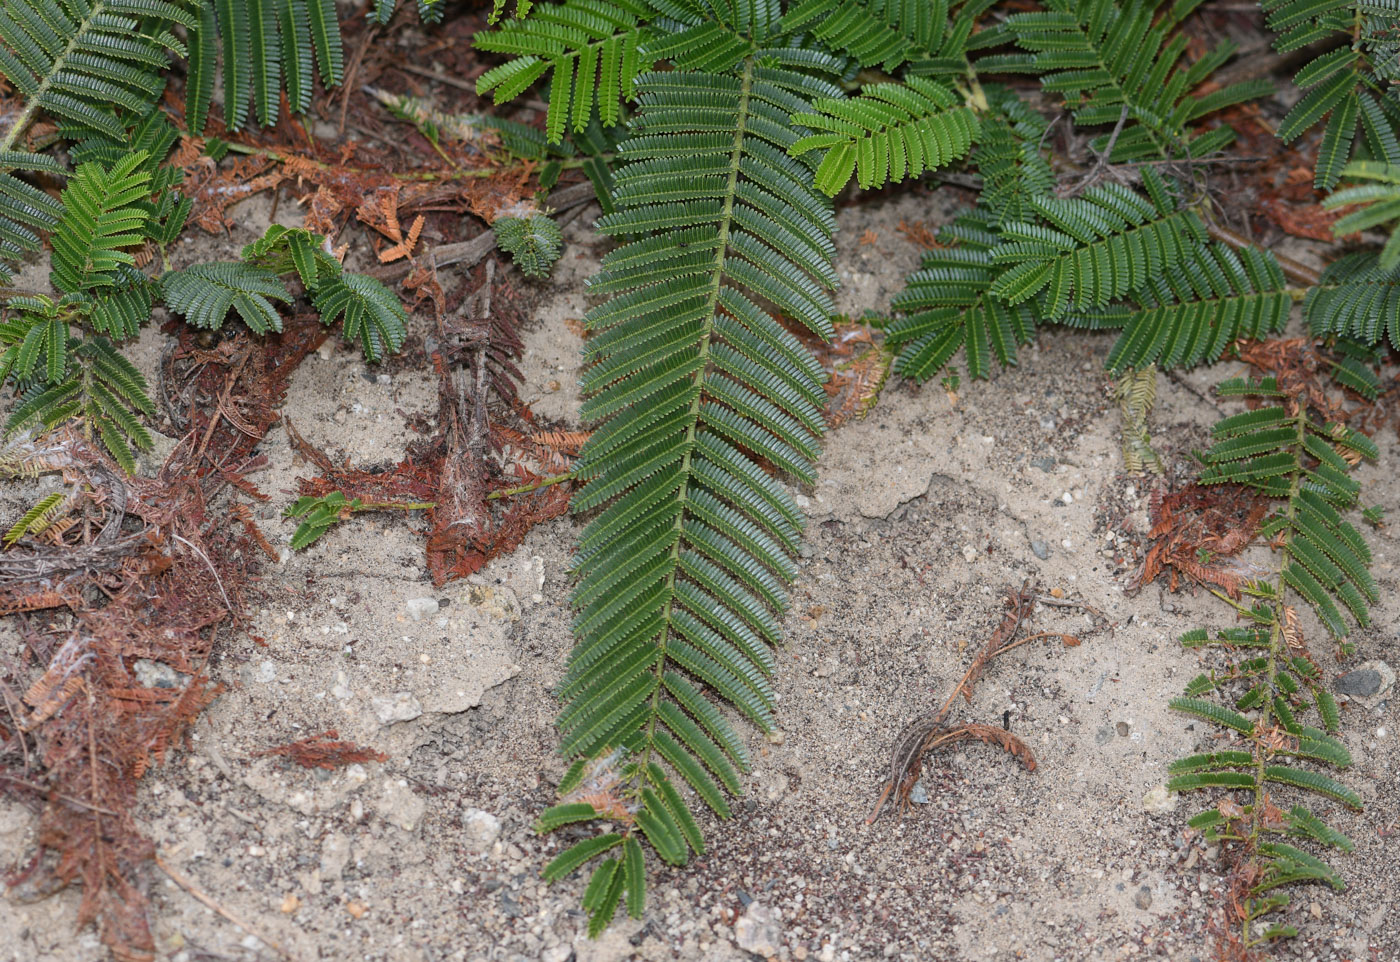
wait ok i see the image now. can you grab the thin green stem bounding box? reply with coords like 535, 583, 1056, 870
487, 472, 574, 499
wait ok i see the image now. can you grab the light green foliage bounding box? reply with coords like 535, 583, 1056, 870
1114, 365, 1162, 475
988, 0, 1269, 162
0, 0, 196, 283
791, 76, 980, 195
1265, 0, 1400, 189
1322, 161, 1400, 270
285, 492, 362, 549
495, 214, 565, 278
3, 491, 69, 545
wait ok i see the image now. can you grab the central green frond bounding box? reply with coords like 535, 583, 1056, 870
545, 50, 841, 933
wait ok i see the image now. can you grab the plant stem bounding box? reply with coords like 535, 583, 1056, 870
486, 473, 574, 500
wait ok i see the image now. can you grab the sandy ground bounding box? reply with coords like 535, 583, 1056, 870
1, 184, 1397, 962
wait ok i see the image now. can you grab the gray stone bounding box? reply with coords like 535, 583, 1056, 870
1134, 886, 1152, 910
1031, 540, 1050, 560
371, 692, 423, 726
734, 902, 782, 958
462, 808, 502, 852
1336, 669, 1382, 697
1031, 456, 1057, 472
405, 596, 440, 622
1336, 661, 1393, 703
1094, 724, 1115, 747
908, 779, 929, 805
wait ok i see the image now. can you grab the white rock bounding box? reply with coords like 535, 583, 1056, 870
735, 902, 782, 958
371, 692, 422, 725
405, 597, 440, 622
255, 660, 277, 683
319, 833, 351, 878
961, 544, 978, 563
375, 779, 426, 832
1141, 785, 1177, 814
462, 809, 502, 852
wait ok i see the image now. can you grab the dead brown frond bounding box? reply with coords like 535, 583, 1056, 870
255, 730, 388, 769
868, 582, 1080, 823
1130, 483, 1272, 597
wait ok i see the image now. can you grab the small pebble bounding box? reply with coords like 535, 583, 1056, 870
346, 902, 368, 919
1031, 540, 1050, 560
1134, 886, 1152, 910
962, 544, 978, 563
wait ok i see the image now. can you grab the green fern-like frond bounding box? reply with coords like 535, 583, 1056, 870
49, 152, 152, 293
790, 76, 979, 195
1072, 243, 1291, 372
3, 491, 70, 545
971, 89, 1054, 226
0, 152, 65, 286
988, 0, 1269, 162
161, 261, 292, 333
0, 297, 71, 385
1304, 250, 1400, 350
163, 226, 406, 362
0, 0, 195, 147
540, 49, 843, 932
1265, 0, 1400, 189
188, 0, 343, 131
312, 273, 407, 363
285, 491, 359, 549
6, 336, 154, 472
1321, 160, 1400, 270
496, 213, 565, 278
1198, 383, 1377, 637
885, 209, 1035, 381
989, 173, 1207, 318
372, 0, 447, 26
778, 0, 1002, 78
474, 0, 659, 140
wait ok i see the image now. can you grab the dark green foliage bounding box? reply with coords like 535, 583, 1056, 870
1166, 373, 1373, 948
496, 214, 565, 278
161, 225, 408, 361
189, 0, 344, 131
7, 336, 155, 472
1075, 243, 1292, 373
534, 18, 844, 925
0, 0, 196, 283
1264, 0, 1400, 189
1321, 161, 1400, 271
777, 0, 999, 79
971, 89, 1054, 226
1305, 250, 1400, 351
987, 0, 1269, 162
884, 209, 1036, 381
